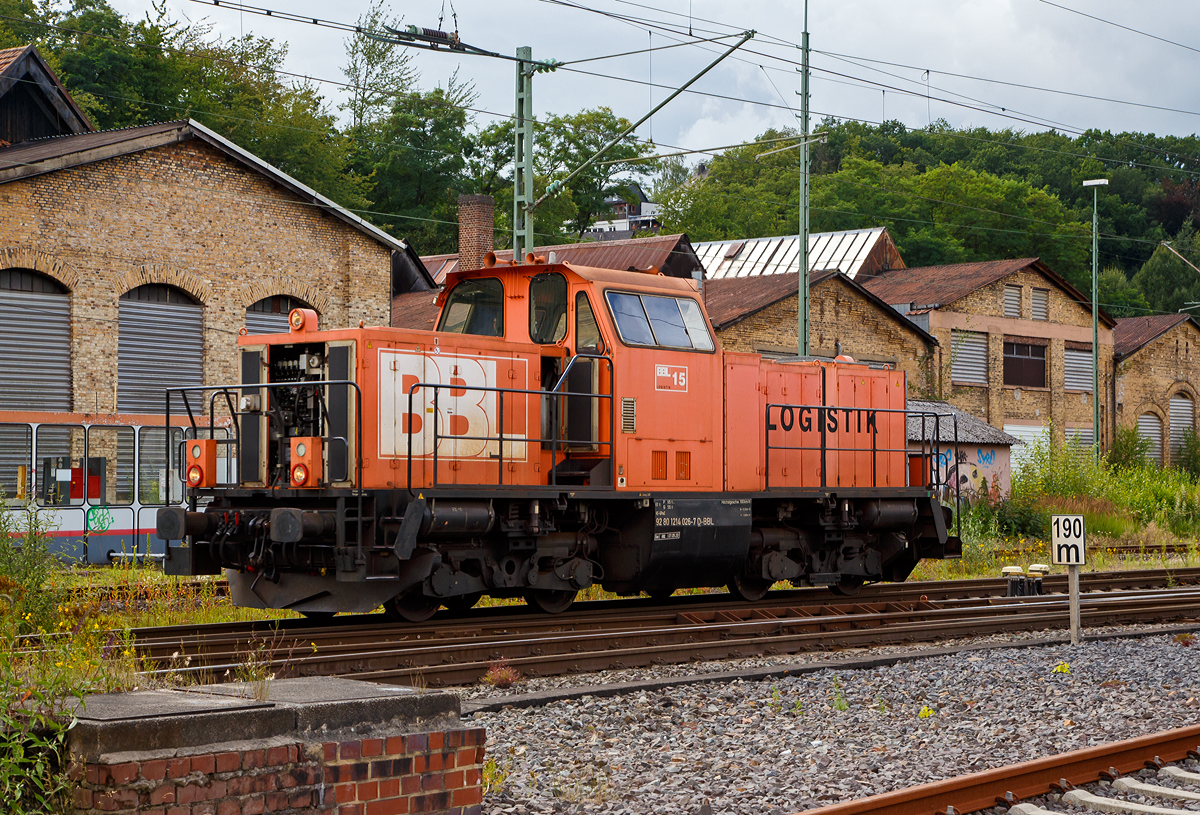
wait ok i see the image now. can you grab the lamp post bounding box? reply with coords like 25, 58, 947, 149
1083, 178, 1108, 457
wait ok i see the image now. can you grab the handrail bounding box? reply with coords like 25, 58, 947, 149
165, 379, 366, 565
406, 353, 615, 493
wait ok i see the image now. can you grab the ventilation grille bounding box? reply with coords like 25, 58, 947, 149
621, 397, 637, 433
652, 450, 667, 480
676, 451, 691, 480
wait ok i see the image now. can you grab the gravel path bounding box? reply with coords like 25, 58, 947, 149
469, 630, 1200, 815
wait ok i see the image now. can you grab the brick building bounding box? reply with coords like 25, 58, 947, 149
703, 270, 938, 396
862, 258, 1116, 451
1113, 314, 1200, 465
0, 47, 432, 549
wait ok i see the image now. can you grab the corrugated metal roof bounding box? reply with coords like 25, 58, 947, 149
1114, 313, 1197, 359
392, 289, 441, 331
906, 399, 1020, 446
422, 234, 700, 285
694, 227, 902, 280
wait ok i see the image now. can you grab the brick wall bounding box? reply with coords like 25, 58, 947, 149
71, 728, 485, 815
927, 270, 1115, 446
714, 277, 935, 396
0, 137, 393, 414
1116, 320, 1200, 465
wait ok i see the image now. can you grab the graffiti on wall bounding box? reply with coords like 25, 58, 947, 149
932, 444, 1010, 499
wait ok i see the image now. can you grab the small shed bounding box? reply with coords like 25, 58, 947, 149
908, 398, 1019, 499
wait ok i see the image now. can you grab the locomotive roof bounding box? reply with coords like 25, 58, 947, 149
446, 261, 702, 295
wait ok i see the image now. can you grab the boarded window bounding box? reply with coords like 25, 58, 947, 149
1004, 285, 1021, 318
1138, 413, 1163, 465
118, 285, 204, 414
1003, 342, 1046, 388
0, 269, 71, 411
246, 295, 313, 335
1063, 349, 1094, 392
1170, 394, 1194, 456
951, 330, 988, 385
1031, 288, 1049, 321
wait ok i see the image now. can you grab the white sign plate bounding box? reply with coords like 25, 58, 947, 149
1051, 514, 1086, 565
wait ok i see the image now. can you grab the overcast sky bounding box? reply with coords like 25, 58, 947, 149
106, 0, 1200, 160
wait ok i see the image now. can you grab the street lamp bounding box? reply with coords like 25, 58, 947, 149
1083, 178, 1108, 458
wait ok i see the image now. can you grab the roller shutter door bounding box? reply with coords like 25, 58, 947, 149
1137, 413, 1163, 464
1065, 426, 1094, 448
118, 299, 204, 413
1170, 395, 1194, 456
245, 310, 291, 335
951, 330, 988, 385
1063, 349, 1094, 392
1004, 423, 1047, 470
0, 289, 71, 410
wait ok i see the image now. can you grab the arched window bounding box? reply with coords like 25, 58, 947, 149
0, 268, 71, 410
1137, 413, 1163, 465
1170, 393, 1195, 459
246, 295, 314, 335
118, 284, 203, 413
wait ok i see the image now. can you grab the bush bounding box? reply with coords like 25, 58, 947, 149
0, 649, 78, 813
0, 505, 63, 636
1107, 425, 1152, 471
1177, 429, 1200, 478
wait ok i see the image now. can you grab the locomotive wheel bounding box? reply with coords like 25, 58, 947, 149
443, 592, 484, 613
830, 576, 866, 596
523, 589, 577, 614
384, 588, 440, 623
727, 573, 772, 602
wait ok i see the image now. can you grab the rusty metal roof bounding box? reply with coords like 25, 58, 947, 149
1114, 313, 1197, 359
704, 268, 937, 346
861, 257, 1117, 328
422, 233, 702, 284
0, 46, 26, 75
391, 289, 441, 331
694, 227, 904, 280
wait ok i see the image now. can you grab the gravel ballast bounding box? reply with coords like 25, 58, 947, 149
470, 631, 1200, 814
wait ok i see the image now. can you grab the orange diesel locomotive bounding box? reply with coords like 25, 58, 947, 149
158, 257, 962, 619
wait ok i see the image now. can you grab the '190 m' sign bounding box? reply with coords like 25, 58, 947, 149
767, 406, 879, 434
1051, 514, 1086, 565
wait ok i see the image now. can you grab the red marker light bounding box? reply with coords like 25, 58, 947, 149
291, 463, 308, 486
186, 464, 204, 487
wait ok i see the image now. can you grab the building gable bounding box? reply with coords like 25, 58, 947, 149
0, 44, 92, 144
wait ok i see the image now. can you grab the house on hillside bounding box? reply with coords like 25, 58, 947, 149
703, 270, 938, 395
1113, 313, 1200, 465
581, 181, 661, 240
694, 227, 905, 281
862, 258, 1116, 450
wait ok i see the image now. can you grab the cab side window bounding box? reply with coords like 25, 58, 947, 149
437, 278, 504, 337
604, 291, 714, 351
529, 273, 568, 344
575, 292, 604, 353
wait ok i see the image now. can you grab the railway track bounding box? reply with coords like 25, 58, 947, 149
121, 567, 1200, 688
796, 723, 1200, 815
993, 542, 1198, 560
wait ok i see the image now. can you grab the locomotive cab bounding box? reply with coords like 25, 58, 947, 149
159, 257, 962, 620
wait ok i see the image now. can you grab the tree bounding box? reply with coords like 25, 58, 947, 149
339, 0, 417, 133
536, 107, 657, 238
1097, 266, 1151, 318
1131, 224, 1200, 315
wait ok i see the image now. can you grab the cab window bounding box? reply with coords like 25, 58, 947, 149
604, 291, 714, 351
529, 273, 568, 344
576, 292, 604, 353
437, 278, 504, 336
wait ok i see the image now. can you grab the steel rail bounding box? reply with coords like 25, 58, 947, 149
792, 723, 1200, 815
132, 587, 1200, 687
115, 566, 1200, 646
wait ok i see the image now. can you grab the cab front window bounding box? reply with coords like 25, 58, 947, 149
437, 278, 504, 337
